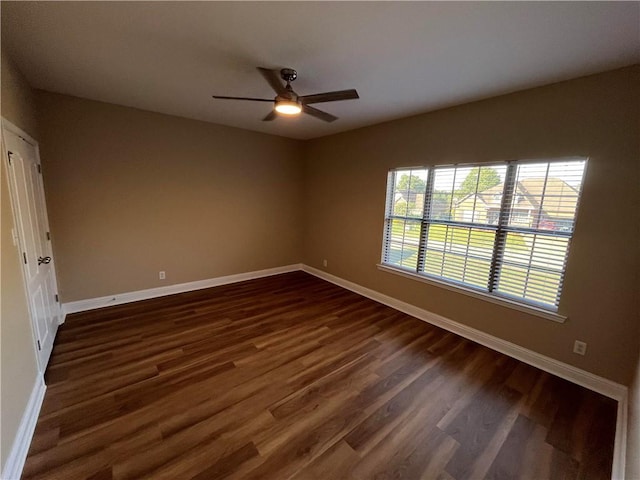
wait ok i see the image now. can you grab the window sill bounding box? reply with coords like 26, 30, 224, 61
376, 264, 567, 323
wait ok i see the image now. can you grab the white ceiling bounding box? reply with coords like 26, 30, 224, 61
2, 2, 639, 140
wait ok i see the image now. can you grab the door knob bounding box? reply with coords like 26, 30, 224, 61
38, 256, 51, 265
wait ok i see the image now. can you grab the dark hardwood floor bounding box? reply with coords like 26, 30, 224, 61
23, 271, 616, 479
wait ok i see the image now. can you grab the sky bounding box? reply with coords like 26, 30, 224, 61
396, 159, 586, 191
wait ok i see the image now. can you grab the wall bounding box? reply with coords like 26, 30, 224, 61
303, 66, 639, 385
0, 49, 40, 470
36, 92, 304, 302
4, 54, 639, 473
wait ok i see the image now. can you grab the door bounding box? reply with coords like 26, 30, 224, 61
3, 121, 60, 370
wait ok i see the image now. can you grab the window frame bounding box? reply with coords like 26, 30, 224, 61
380, 158, 587, 321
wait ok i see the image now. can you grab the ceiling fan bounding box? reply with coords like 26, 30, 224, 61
212, 67, 359, 123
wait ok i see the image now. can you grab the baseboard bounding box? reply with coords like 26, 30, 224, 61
56, 262, 628, 478
62, 264, 303, 316
1, 376, 46, 480
300, 265, 629, 479
61, 261, 627, 398
302, 265, 626, 399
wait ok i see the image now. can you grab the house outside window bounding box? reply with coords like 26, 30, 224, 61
381, 159, 587, 312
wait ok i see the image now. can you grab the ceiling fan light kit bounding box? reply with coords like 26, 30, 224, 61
212, 67, 359, 123
274, 100, 302, 115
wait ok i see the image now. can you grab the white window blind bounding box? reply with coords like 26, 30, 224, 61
382, 159, 587, 311
383, 168, 428, 271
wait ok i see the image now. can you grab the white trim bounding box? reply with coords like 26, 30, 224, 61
1, 376, 46, 480
377, 264, 567, 323
1, 118, 38, 145
62, 264, 303, 316
303, 265, 629, 477
303, 265, 625, 399
0, 117, 63, 374
56, 263, 628, 478
613, 394, 628, 480
301, 265, 628, 479
2, 117, 63, 372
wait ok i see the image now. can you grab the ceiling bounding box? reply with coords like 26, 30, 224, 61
2, 2, 639, 140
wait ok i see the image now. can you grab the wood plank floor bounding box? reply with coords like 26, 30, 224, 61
23, 271, 616, 480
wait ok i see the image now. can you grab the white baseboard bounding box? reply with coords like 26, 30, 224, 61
302, 265, 626, 399
56, 262, 628, 479
1, 376, 46, 480
62, 262, 628, 401
62, 264, 303, 316
301, 265, 628, 480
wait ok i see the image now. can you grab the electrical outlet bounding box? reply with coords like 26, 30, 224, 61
322, 259, 328, 267
159, 271, 166, 280
573, 340, 587, 356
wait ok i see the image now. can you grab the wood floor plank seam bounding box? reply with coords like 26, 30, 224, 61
23, 271, 616, 480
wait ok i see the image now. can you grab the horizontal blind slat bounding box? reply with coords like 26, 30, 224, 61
381, 160, 586, 311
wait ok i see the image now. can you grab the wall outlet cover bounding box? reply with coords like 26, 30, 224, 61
573, 340, 587, 355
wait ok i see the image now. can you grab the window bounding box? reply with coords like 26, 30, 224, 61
382, 159, 586, 311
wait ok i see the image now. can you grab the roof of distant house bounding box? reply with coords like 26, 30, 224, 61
458, 178, 579, 218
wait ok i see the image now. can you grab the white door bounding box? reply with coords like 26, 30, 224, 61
3, 122, 60, 370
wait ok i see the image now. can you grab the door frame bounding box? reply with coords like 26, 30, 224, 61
2, 117, 62, 373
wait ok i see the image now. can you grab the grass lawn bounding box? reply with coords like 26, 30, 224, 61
390, 221, 526, 248
386, 220, 564, 306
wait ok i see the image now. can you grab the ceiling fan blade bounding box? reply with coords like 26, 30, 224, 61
302, 104, 338, 123
262, 110, 277, 122
212, 95, 273, 102
300, 89, 359, 104
257, 67, 287, 95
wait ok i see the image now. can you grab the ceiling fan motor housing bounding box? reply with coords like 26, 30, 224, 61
276, 91, 298, 103
280, 68, 297, 83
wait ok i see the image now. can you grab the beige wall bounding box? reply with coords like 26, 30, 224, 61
0, 49, 40, 469
303, 66, 639, 385
4, 52, 639, 473
36, 92, 303, 302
